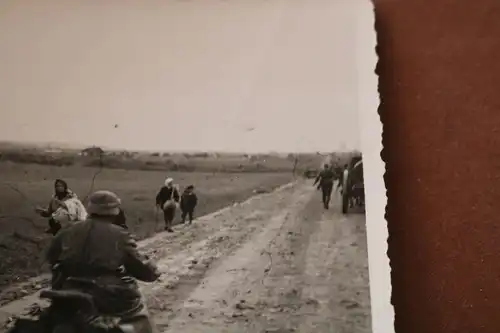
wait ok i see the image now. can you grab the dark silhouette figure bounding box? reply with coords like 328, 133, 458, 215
180, 185, 198, 224
313, 164, 336, 209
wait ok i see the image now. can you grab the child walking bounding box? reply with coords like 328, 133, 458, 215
180, 185, 198, 224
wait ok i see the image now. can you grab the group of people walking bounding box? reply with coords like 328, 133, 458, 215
35, 177, 198, 235
25, 164, 357, 333
155, 177, 198, 232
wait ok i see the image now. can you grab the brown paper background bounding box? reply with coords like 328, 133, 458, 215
375, 1, 500, 332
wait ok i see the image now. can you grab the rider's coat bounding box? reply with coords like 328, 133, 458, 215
46, 215, 159, 316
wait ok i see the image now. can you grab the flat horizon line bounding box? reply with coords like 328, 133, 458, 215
0, 140, 360, 156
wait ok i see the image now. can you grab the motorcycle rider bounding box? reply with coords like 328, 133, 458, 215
45, 190, 160, 331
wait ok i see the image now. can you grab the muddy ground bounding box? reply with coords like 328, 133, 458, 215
0, 180, 371, 332
0, 162, 293, 289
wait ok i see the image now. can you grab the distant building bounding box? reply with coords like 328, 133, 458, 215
80, 146, 104, 157
44, 148, 63, 154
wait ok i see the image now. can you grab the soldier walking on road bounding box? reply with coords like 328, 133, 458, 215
314, 163, 336, 210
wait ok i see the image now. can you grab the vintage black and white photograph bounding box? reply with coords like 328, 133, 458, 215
0, 1, 388, 332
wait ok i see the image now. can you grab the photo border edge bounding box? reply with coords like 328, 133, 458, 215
357, 1, 394, 333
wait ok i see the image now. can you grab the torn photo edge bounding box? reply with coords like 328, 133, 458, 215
357, 1, 394, 333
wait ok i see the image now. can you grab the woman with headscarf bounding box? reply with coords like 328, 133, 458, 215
35, 179, 87, 235
155, 177, 180, 232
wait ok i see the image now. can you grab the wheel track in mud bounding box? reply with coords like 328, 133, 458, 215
160, 187, 320, 332
140, 184, 310, 318
0, 181, 301, 327
158, 187, 371, 333
0, 181, 372, 333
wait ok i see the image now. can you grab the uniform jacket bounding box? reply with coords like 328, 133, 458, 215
46, 216, 159, 316
314, 169, 336, 187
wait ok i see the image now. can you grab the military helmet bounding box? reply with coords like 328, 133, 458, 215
87, 190, 121, 216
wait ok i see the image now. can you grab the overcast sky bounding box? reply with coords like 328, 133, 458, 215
0, 0, 364, 153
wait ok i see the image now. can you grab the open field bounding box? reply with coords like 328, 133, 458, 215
0, 162, 294, 290
0, 141, 359, 174
0, 143, 329, 174
0, 181, 371, 333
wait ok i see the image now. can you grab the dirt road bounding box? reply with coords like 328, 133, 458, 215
0, 180, 371, 333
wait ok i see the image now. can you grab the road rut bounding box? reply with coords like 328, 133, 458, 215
1, 180, 372, 333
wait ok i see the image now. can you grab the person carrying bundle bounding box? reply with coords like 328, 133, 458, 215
155, 177, 180, 232
35, 179, 87, 235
